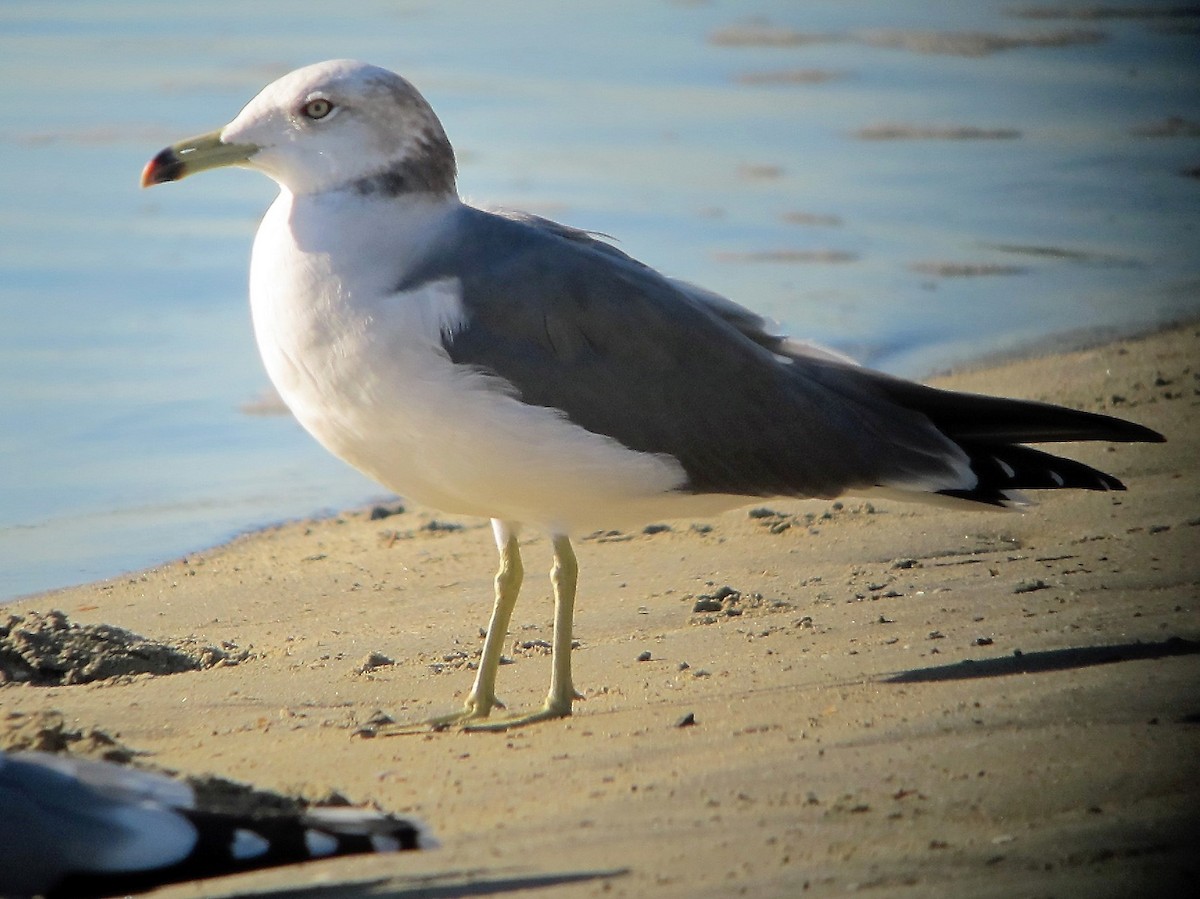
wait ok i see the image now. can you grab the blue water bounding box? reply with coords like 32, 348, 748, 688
3, 1, 1199, 601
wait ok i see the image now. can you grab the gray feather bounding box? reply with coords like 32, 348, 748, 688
409, 207, 969, 498
395, 206, 1161, 505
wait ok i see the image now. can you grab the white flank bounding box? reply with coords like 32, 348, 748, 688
250, 190, 716, 534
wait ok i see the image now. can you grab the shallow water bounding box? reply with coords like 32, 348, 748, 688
2, 1, 1198, 601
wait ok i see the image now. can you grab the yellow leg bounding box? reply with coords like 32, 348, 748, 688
466, 534, 581, 731
428, 524, 522, 728
545, 534, 580, 713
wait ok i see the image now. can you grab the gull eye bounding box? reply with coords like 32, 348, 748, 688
301, 98, 333, 120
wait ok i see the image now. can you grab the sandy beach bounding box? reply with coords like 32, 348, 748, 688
3, 322, 1198, 898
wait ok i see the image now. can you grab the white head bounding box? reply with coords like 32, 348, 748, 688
142, 60, 457, 197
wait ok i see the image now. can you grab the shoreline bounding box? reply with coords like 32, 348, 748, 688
3, 321, 1198, 897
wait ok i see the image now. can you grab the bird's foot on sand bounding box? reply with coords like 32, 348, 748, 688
461, 697, 574, 732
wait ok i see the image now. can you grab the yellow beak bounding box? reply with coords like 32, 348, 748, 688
140, 129, 258, 187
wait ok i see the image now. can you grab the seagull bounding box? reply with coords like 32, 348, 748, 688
0, 749, 435, 898
141, 60, 1163, 730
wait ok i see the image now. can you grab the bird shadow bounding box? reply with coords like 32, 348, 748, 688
884, 636, 1199, 683
221, 867, 628, 899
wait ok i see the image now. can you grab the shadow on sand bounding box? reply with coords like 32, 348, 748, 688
885, 636, 1199, 684
225, 868, 629, 899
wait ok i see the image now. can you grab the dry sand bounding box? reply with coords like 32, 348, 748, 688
3, 323, 1198, 898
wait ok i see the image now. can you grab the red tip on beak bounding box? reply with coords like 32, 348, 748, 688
140, 147, 185, 188
139, 158, 158, 188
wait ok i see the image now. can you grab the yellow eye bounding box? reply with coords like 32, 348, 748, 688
301, 98, 333, 120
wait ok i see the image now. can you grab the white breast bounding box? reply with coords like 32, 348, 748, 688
247, 191, 720, 534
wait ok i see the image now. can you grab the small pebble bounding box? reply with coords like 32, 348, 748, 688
368, 504, 405, 520
1013, 579, 1049, 594
355, 652, 394, 674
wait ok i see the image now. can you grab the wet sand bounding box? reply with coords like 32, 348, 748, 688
3, 323, 1198, 898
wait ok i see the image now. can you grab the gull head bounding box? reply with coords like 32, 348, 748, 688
141, 60, 456, 197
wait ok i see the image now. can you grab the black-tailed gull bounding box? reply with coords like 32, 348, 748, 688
141, 59, 1163, 730
0, 749, 434, 897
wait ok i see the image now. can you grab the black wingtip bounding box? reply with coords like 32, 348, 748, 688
1097, 415, 1165, 444
941, 442, 1141, 506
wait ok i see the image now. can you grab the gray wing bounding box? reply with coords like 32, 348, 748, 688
36, 750, 195, 808
0, 752, 437, 898
408, 207, 969, 499
492, 210, 855, 364
0, 752, 197, 897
